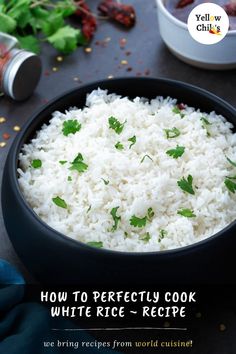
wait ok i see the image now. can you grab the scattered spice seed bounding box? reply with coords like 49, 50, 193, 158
121, 59, 128, 65
84, 47, 92, 53
145, 69, 150, 76
3, 133, 10, 140
0, 142, 6, 147
126, 67, 133, 72
52, 67, 58, 72
44, 70, 50, 77
119, 38, 127, 48
73, 77, 80, 81
219, 324, 226, 332
107, 75, 114, 79
13, 125, 21, 132
125, 51, 131, 56
0, 117, 6, 123
56, 56, 63, 62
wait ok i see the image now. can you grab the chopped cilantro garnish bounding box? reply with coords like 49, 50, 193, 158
201, 117, 211, 125
166, 145, 185, 159
158, 229, 167, 242
139, 232, 151, 243
226, 156, 236, 168
177, 208, 196, 218
62, 119, 81, 136
140, 155, 153, 163
130, 215, 147, 228
200, 117, 211, 137
172, 106, 185, 118
31, 159, 42, 169
108, 116, 126, 134
115, 142, 124, 150
101, 178, 109, 185
225, 178, 236, 193
52, 196, 67, 209
147, 207, 155, 221
164, 127, 181, 139
67, 176, 72, 182
124, 231, 130, 239
130, 207, 155, 228
128, 135, 136, 149
177, 175, 195, 195
226, 175, 236, 180
59, 160, 67, 165
69, 153, 88, 173
87, 205, 92, 213
110, 207, 121, 232
87, 241, 103, 248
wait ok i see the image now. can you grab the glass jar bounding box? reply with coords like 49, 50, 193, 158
0, 32, 42, 101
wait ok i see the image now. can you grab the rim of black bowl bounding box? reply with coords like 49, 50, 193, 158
9, 77, 236, 258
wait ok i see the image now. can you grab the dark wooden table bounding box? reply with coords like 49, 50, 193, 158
0, 0, 235, 282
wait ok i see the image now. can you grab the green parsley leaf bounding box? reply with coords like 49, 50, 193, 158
41, 12, 64, 37
69, 153, 88, 173
130, 215, 147, 228
59, 160, 67, 165
52, 196, 67, 209
101, 178, 109, 185
110, 207, 121, 232
128, 135, 136, 149
166, 145, 185, 159
224, 178, 236, 193
115, 142, 124, 150
67, 176, 72, 182
47, 26, 81, 54
87, 241, 103, 248
226, 156, 236, 168
140, 155, 153, 163
139, 232, 151, 243
172, 106, 185, 118
158, 229, 167, 242
164, 127, 181, 139
62, 119, 81, 136
177, 175, 195, 195
147, 207, 155, 221
108, 116, 126, 134
16, 35, 40, 54
177, 208, 196, 218
0, 13, 16, 33
31, 159, 42, 168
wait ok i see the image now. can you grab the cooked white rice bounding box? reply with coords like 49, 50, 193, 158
18, 89, 236, 252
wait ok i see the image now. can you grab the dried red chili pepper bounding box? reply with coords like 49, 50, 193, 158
176, 0, 194, 9
224, 3, 236, 16
75, 0, 97, 41
98, 0, 136, 28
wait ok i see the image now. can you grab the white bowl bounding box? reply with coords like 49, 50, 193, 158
157, 0, 236, 70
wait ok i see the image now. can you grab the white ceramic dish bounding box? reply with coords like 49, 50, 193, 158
157, 0, 236, 70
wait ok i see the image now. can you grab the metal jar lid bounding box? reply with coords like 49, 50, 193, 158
2, 49, 42, 101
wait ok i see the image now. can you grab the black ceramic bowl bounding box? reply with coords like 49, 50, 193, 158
2, 77, 236, 284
